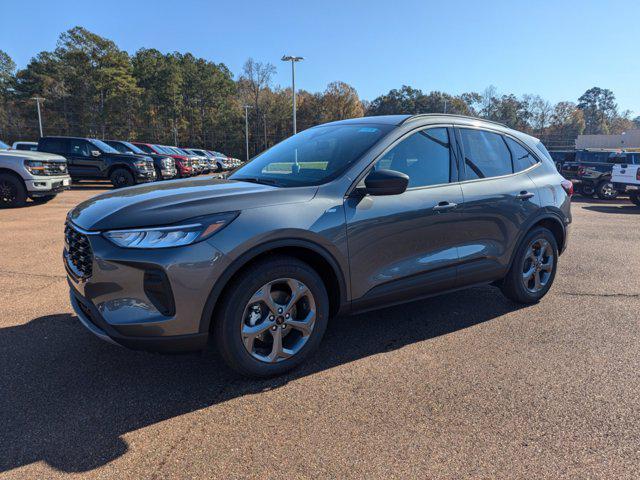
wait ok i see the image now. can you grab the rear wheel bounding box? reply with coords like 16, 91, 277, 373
596, 180, 618, 200
109, 168, 135, 188
0, 173, 27, 208
629, 191, 640, 206
500, 227, 558, 304
213, 256, 329, 377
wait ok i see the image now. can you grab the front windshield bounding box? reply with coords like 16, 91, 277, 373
121, 141, 145, 154
153, 145, 173, 155
230, 124, 392, 187
89, 138, 120, 154
0, 140, 9, 149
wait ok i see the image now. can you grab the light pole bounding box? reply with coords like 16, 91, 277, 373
263, 113, 267, 150
243, 105, 252, 162
31, 97, 45, 137
281, 55, 303, 135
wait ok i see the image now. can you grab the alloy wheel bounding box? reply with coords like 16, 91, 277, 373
521, 238, 554, 293
0, 180, 17, 205
241, 278, 316, 363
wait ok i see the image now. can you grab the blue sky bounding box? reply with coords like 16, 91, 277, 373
2, 0, 639, 114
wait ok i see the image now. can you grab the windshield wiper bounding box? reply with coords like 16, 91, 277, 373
233, 177, 283, 187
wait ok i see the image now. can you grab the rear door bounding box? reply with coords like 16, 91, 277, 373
454, 127, 541, 286
345, 126, 464, 309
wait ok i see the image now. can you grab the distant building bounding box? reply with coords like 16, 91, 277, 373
576, 130, 640, 151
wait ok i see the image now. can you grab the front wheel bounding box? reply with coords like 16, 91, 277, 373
213, 256, 329, 377
109, 168, 135, 188
596, 180, 618, 200
500, 228, 558, 304
0, 173, 27, 208
629, 191, 640, 206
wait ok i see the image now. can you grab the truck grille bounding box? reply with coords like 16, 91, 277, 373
64, 222, 94, 279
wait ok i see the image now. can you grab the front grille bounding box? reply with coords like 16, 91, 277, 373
65, 222, 94, 279
35, 162, 68, 176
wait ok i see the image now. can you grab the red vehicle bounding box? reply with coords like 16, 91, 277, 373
132, 143, 193, 178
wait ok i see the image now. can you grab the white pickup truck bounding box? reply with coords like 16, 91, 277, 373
611, 153, 640, 206
0, 140, 71, 208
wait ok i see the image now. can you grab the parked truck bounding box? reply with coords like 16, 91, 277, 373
0, 140, 70, 208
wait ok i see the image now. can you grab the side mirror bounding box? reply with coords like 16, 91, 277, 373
91, 150, 101, 157
364, 169, 409, 196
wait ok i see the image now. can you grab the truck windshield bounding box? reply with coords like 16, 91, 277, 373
89, 139, 120, 154
230, 124, 392, 187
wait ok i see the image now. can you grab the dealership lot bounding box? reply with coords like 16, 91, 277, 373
1, 186, 639, 479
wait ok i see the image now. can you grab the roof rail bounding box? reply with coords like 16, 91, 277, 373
401, 113, 507, 128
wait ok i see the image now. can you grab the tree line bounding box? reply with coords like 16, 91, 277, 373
0, 26, 638, 157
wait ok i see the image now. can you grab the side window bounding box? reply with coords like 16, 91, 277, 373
505, 137, 539, 172
460, 129, 513, 179
376, 127, 451, 188
40, 138, 66, 154
69, 139, 90, 156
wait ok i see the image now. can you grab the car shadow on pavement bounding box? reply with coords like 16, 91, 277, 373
583, 204, 640, 214
0, 285, 523, 474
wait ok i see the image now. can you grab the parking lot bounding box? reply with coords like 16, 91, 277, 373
1, 186, 639, 479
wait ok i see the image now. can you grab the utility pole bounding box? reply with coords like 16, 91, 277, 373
281, 55, 304, 135
443, 98, 448, 114
263, 114, 267, 150
243, 105, 252, 162
31, 97, 45, 137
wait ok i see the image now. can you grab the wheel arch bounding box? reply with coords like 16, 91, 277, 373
507, 212, 567, 273
199, 239, 348, 334
0, 168, 27, 184
107, 163, 134, 178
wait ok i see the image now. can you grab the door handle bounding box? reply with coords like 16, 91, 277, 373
515, 191, 535, 200
433, 201, 458, 212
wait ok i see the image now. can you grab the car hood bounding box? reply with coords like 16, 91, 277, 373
69, 177, 318, 231
0, 150, 66, 162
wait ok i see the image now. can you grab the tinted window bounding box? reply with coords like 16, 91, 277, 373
460, 129, 512, 179
40, 138, 67, 154
136, 144, 155, 154
575, 151, 612, 163
106, 141, 130, 154
231, 124, 393, 187
69, 139, 91, 156
376, 128, 451, 188
16, 143, 38, 151
505, 137, 538, 172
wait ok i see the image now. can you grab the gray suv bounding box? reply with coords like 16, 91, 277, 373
65, 114, 572, 377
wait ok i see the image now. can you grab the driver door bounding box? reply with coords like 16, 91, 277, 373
345, 127, 464, 311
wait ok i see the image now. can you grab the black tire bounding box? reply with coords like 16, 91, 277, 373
629, 191, 640, 206
31, 194, 57, 204
0, 173, 27, 208
500, 227, 558, 304
213, 255, 329, 377
109, 168, 135, 188
596, 180, 618, 200
580, 184, 595, 197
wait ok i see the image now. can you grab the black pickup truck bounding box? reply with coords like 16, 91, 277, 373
38, 136, 156, 187
560, 150, 632, 199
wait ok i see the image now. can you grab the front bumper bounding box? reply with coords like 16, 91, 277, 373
134, 169, 156, 182
25, 176, 71, 196
65, 224, 230, 352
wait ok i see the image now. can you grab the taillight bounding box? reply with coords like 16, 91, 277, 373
577, 166, 586, 176
561, 179, 574, 197
636, 169, 640, 181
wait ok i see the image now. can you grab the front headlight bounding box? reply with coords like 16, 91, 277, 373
103, 212, 239, 249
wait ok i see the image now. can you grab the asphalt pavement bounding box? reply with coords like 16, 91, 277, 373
1, 185, 639, 479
